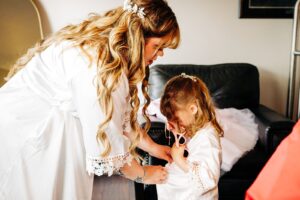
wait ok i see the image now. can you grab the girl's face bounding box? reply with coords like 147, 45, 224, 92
166, 103, 198, 134
144, 35, 171, 66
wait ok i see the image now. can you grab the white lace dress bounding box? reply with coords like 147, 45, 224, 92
0, 41, 133, 200
156, 123, 222, 200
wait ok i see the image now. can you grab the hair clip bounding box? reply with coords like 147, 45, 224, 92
180, 73, 197, 82
123, 0, 146, 19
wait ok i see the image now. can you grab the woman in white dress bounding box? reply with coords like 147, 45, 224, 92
157, 73, 223, 200
0, 0, 180, 199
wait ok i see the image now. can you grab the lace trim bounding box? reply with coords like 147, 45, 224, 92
86, 152, 133, 176
188, 161, 218, 194
188, 161, 205, 191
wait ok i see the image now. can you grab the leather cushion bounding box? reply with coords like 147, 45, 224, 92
148, 63, 259, 109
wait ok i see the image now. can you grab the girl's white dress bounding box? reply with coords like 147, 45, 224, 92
0, 41, 133, 200
145, 98, 259, 172
157, 123, 222, 200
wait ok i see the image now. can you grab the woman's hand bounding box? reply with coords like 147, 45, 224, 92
148, 143, 173, 163
142, 165, 168, 184
119, 158, 168, 184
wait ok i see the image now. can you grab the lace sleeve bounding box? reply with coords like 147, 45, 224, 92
187, 161, 219, 194
86, 152, 133, 176
71, 67, 133, 177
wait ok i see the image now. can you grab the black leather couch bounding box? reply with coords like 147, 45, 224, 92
135, 63, 295, 200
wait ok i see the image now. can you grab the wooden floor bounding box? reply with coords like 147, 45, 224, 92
92, 175, 136, 200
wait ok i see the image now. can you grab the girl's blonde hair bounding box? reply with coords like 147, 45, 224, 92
6, 0, 180, 157
160, 75, 223, 138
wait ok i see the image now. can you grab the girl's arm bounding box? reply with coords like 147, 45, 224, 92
171, 135, 221, 194
171, 143, 189, 172
184, 131, 221, 194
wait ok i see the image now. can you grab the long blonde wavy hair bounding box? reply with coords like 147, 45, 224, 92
160, 75, 223, 138
6, 0, 180, 157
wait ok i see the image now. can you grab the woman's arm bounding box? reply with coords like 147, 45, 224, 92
118, 158, 168, 184
124, 128, 172, 163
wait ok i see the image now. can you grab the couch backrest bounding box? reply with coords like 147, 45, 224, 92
148, 63, 260, 109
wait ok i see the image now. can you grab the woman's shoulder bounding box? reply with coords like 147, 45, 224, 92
55, 41, 85, 61
50, 41, 97, 80
39, 40, 84, 65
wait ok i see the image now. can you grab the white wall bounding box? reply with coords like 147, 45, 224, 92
37, 0, 294, 115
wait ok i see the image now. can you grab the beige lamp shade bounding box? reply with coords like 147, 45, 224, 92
0, 0, 43, 86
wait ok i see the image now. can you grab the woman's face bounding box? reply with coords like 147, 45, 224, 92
144, 35, 171, 66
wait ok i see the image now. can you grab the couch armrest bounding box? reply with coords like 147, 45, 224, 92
251, 105, 295, 155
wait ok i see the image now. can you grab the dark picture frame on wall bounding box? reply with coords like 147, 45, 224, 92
239, 0, 297, 18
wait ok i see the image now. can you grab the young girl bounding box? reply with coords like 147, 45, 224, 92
157, 73, 223, 200
0, 0, 180, 199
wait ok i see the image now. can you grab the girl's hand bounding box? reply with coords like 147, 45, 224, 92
142, 165, 168, 184
149, 143, 173, 163
171, 143, 189, 172
171, 143, 185, 163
